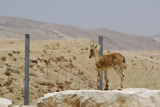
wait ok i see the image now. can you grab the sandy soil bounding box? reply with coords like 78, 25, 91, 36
0, 38, 160, 105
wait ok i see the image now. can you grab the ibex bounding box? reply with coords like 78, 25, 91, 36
89, 43, 126, 90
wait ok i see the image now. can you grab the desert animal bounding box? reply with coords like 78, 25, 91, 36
89, 43, 126, 90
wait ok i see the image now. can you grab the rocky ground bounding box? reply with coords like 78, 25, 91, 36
0, 38, 160, 106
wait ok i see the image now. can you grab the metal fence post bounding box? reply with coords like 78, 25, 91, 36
98, 36, 103, 90
24, 34, 30, 105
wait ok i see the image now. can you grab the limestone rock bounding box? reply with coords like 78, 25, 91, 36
22, 105, 36, 107
0, 98, 12, 107
11, 105, 21, 107
37, 88, 160, 107
12, 105, 36, 107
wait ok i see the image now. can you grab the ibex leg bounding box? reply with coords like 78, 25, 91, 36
104, 70, 109, 90
114, 66, 124, 90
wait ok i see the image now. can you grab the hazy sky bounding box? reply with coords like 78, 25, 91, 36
0, 0, 160, 36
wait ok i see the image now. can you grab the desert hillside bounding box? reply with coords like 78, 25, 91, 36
152, 34, 160, 42
1, 16, 160, 50
0, 38, 160, 105
0, 16, 71, 40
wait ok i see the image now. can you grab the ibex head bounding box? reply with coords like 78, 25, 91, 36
89, 42, 98, 58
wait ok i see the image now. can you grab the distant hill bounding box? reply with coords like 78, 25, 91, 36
93, 28, 160, 50
152, 34, 160, 42
0, 16, 160, 50
0, 16, 71, 40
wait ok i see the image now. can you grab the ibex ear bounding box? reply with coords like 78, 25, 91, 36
90, 43, 94, 49
94, 44, 98, 48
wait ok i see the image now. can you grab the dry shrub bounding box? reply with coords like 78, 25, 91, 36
13, 57, 17, 61
70, 62, 74, 68
41, 54, 44, 57
37, 81, 54, 87
44, 45, 49, 49
65, 80, 71, 84
56, 42, 60, 47
9, 41, 14, 44
7, 67, 20, 74
85, 47, 89, 50
54, 70, 58, 72
133, 63, 136, 66
30, 63, 34, 68
8, 87, 14, 93
60, 56, 64, 59
78, 70, 84, 75
3, 80, 12, 87
151, 65, 154, 69
56, 57, 62, 62
150, 56, 154, 59
8, 53, 13, 56
5, 71, 12, 76
43, 50, 47, 54
68, 49, 71, 53
14, 70, 20, 74
69, 59, 72, 62
29, 72, 37, 77
30, 59, 38, 64
73, 56, 77, 60
7, 68, 15, 72
1, 56, 6, 61
55, 56, 67, 62
12, 51, 20, 54
107, 50, 111, 53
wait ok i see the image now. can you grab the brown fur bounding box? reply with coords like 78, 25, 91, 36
89, 44, 126, 90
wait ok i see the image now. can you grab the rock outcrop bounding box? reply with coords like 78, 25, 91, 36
37, 88, 160, 107
0, 98, 12, 107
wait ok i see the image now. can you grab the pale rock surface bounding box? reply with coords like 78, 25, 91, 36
0, 98, 12, 107
12, 105, 36, 107
11, 105, 21, 107
37, 88, 160, 107
22, 105, 36, 107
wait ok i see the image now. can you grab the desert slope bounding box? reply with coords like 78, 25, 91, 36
94, 28, 160, 50
152, 34, 160, 42
0, 16, 71, 40
0, 16, 160, 50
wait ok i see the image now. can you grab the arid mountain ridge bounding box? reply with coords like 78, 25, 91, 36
0, 16, 160, 50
